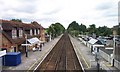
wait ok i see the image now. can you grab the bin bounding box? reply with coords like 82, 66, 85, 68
3, 52, 21, 66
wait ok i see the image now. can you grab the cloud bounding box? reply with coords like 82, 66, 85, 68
104, 12, 117, 17
96, 2, 113, 10
1, 0, 119, 29
13, 4, 37, 14
1, 0, 37, 14
38, 17, 58, 22
43, 8, 62, 15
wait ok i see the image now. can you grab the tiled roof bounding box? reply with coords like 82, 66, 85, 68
1, 20, 43, 30
1, 20, 24, 30
1, 30, 15, 44
13, 38, 26, 45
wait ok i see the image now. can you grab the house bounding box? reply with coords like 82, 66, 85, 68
0, 20, 45, 53
87, 38, 104, 53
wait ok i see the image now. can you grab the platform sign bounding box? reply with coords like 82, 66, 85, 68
0, 50, 6, 57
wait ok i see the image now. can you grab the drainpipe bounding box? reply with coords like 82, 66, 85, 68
25, 34, 28, 57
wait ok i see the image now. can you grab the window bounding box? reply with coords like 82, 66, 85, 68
19, 28, 23, 38
30, 29, 32, 36
38, 29, 40, 34
12, 28, 17, 39
0, 24, 3, 30
34, 29, 36, 35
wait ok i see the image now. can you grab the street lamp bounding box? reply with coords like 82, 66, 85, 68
25, 34, 28, 57
112, 30, 117, 66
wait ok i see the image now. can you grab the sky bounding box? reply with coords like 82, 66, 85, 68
0, 0, 119, 29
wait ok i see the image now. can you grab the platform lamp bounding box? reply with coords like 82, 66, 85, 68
112, 30, 117, 66
95, 49, 100, 72
25, 34, 28, 57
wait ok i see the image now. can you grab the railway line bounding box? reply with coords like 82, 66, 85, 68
35, 33, 84, 72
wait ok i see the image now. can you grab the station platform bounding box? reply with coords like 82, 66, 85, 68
2, 35, 62, 71
70, 36, 119, 72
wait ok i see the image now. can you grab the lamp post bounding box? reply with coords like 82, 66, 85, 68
25, 34, 28, 57
112, 30, 117, 66
95, 49, 100, 72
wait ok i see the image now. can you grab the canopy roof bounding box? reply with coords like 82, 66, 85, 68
27, 37, 41, 45
88, 38, 98, 45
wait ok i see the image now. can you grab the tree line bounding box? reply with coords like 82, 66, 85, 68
67, 21, 113, 37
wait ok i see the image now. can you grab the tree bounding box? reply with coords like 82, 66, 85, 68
117, 28, 120, 35
96, 26, 112, 36
67, 21, 80, 31
11, 19, 22, 22
48, 24, 55, 38
79, 23, 87, 34
48, 23, 65, 38
88, 24, 96, 34
67, 21, 80, 36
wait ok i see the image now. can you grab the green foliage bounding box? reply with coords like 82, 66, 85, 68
47, 22, 65, 38
67, 21, 113, 37
117, 27, 120, 35
45, 28, 49, 33
96, 26, 112, 36
67, 21, 80, 31
67, 21, 80, 36
11, 19, 22, 22
79, 23, 87, 34
88, 24, 96, 34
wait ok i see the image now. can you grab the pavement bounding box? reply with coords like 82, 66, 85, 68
70, 36, 120, 72
2, 35, 62, 71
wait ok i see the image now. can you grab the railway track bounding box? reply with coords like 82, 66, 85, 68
35, 33, 83, 72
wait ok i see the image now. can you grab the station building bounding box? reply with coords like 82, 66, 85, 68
0, 20, 45, 53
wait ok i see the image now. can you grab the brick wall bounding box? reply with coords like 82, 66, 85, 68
40, 29, 45, 41
1, 34, 14, 52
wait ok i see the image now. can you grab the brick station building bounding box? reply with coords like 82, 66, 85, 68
0, 20, 45, 53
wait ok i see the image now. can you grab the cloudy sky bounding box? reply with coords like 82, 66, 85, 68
0, 0, 119, 29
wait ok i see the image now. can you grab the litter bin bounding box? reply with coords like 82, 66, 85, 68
3, 52, 21, 66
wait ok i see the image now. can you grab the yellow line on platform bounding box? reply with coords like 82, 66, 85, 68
77, 46, 90, 68
103, 62, 112, 67
72, 40, 90, 68
107, 65, 112, 67
27, 54, 45, 71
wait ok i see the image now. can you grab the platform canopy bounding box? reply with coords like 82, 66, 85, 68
88, 38, 98, 45
21, 37, 45, 46
27, 37, 41, 45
